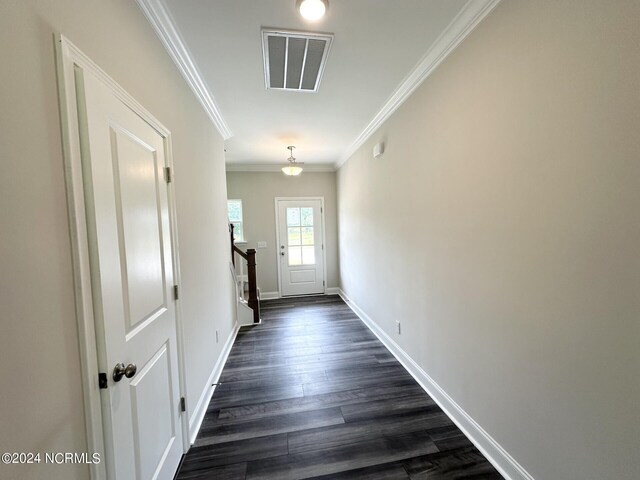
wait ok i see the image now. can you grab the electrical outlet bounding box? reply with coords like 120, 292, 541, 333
215, 330, 219, 343
396, 320, 401, 335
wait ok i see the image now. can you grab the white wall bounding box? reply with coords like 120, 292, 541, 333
337, 1, 640, 479
0, 1, 234, 479
226, 171, 339, 295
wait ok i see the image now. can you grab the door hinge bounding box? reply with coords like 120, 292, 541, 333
98, 372, 108, 389
173, 284, 179, 300
323, 280, 325, 287
164, 166, 172, 183
180, 397, 186, 412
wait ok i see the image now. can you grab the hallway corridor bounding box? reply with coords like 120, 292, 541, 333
176, 296, 501, 479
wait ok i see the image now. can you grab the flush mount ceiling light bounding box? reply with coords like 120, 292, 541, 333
282, 146, 304, 176
296, 0, 329, 21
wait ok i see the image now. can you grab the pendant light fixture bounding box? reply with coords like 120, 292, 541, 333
296, 0, 329, 21
282, 146, 304, 176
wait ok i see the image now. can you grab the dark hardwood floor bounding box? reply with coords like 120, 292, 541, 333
176, 295, 502, 480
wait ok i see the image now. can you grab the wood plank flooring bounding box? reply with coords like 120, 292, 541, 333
176, 295, 502, 480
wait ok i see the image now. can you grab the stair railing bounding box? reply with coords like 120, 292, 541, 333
230, 224, 260, 323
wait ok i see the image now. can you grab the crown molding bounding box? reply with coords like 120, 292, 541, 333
336, 0, 501, 169
136, 0, 233, 139
226, 163, 336, 173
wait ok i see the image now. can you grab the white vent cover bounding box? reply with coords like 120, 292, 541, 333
262, 29, 333, 92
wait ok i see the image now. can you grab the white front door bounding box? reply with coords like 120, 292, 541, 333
77, 67, 183, 479
277, 199, 325, 296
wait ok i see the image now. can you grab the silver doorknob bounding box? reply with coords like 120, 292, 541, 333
281, 252, 285, 256
113, 363, 137, 382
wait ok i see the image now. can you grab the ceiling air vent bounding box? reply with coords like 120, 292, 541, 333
262, 29, 333, 93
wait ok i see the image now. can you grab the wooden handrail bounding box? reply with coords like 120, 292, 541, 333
233, 245, 248, 260
229, 223, 260, 324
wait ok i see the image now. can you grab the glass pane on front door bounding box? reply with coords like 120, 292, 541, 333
289, 246, 302, 266
301, 207, 313, 226
301, 227, 313, 245
287, 208, 300, 227
302, 246, 315, 265
287, 227, 301, 246
286, 207, 316, 266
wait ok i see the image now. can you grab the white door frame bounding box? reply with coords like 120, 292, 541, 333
274, 197, 328, 298
55, 35, 190, 480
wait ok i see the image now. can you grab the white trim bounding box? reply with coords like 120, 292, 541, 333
337, 288, 535, 480
259, 291, 280, 300
336, 0, 501, 168
188, 324, 239, 444
55, 36, 106, 480
274, 197, 328, 298
55, 34, 192, 478
135, 0, 232, 139
259, 290, 340, 300
226, 163, 336, 173
160, 99, 191, 455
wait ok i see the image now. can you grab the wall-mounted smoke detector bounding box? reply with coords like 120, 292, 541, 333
262, 28, 333, 93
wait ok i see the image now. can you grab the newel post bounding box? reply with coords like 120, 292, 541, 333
246, 249, 260, 324
229, 223, 235, 267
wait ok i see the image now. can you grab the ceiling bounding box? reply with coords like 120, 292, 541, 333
152, 0, 487, 167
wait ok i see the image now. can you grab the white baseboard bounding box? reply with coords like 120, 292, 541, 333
188, 323, 239, 444
260, 289, 340, 299
259, 291, 280, 300
337, 289, 534, 480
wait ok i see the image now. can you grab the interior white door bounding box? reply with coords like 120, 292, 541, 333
76, 67, 183, 480
277, 199, 325, 296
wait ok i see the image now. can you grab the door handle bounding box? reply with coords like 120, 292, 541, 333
281, 252, 285, 256
113, 363, 137, 382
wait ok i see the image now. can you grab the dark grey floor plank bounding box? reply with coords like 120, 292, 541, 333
287, 411, 449, 455
302, 375, 416, 397
214, 376, 309, 393
246, 431, 439, 480
180, 434, 287, 470
176, 461, 247, 480
325, 362, 408, 380
219, 366, 327, 385
403, 446, 502, 479
206, 384, 304, 409
340, 393, 438, 422
224, 354, 287, 371
305, 461, 410, 479
196, 407, 345, 446
428, 425, 476, 452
